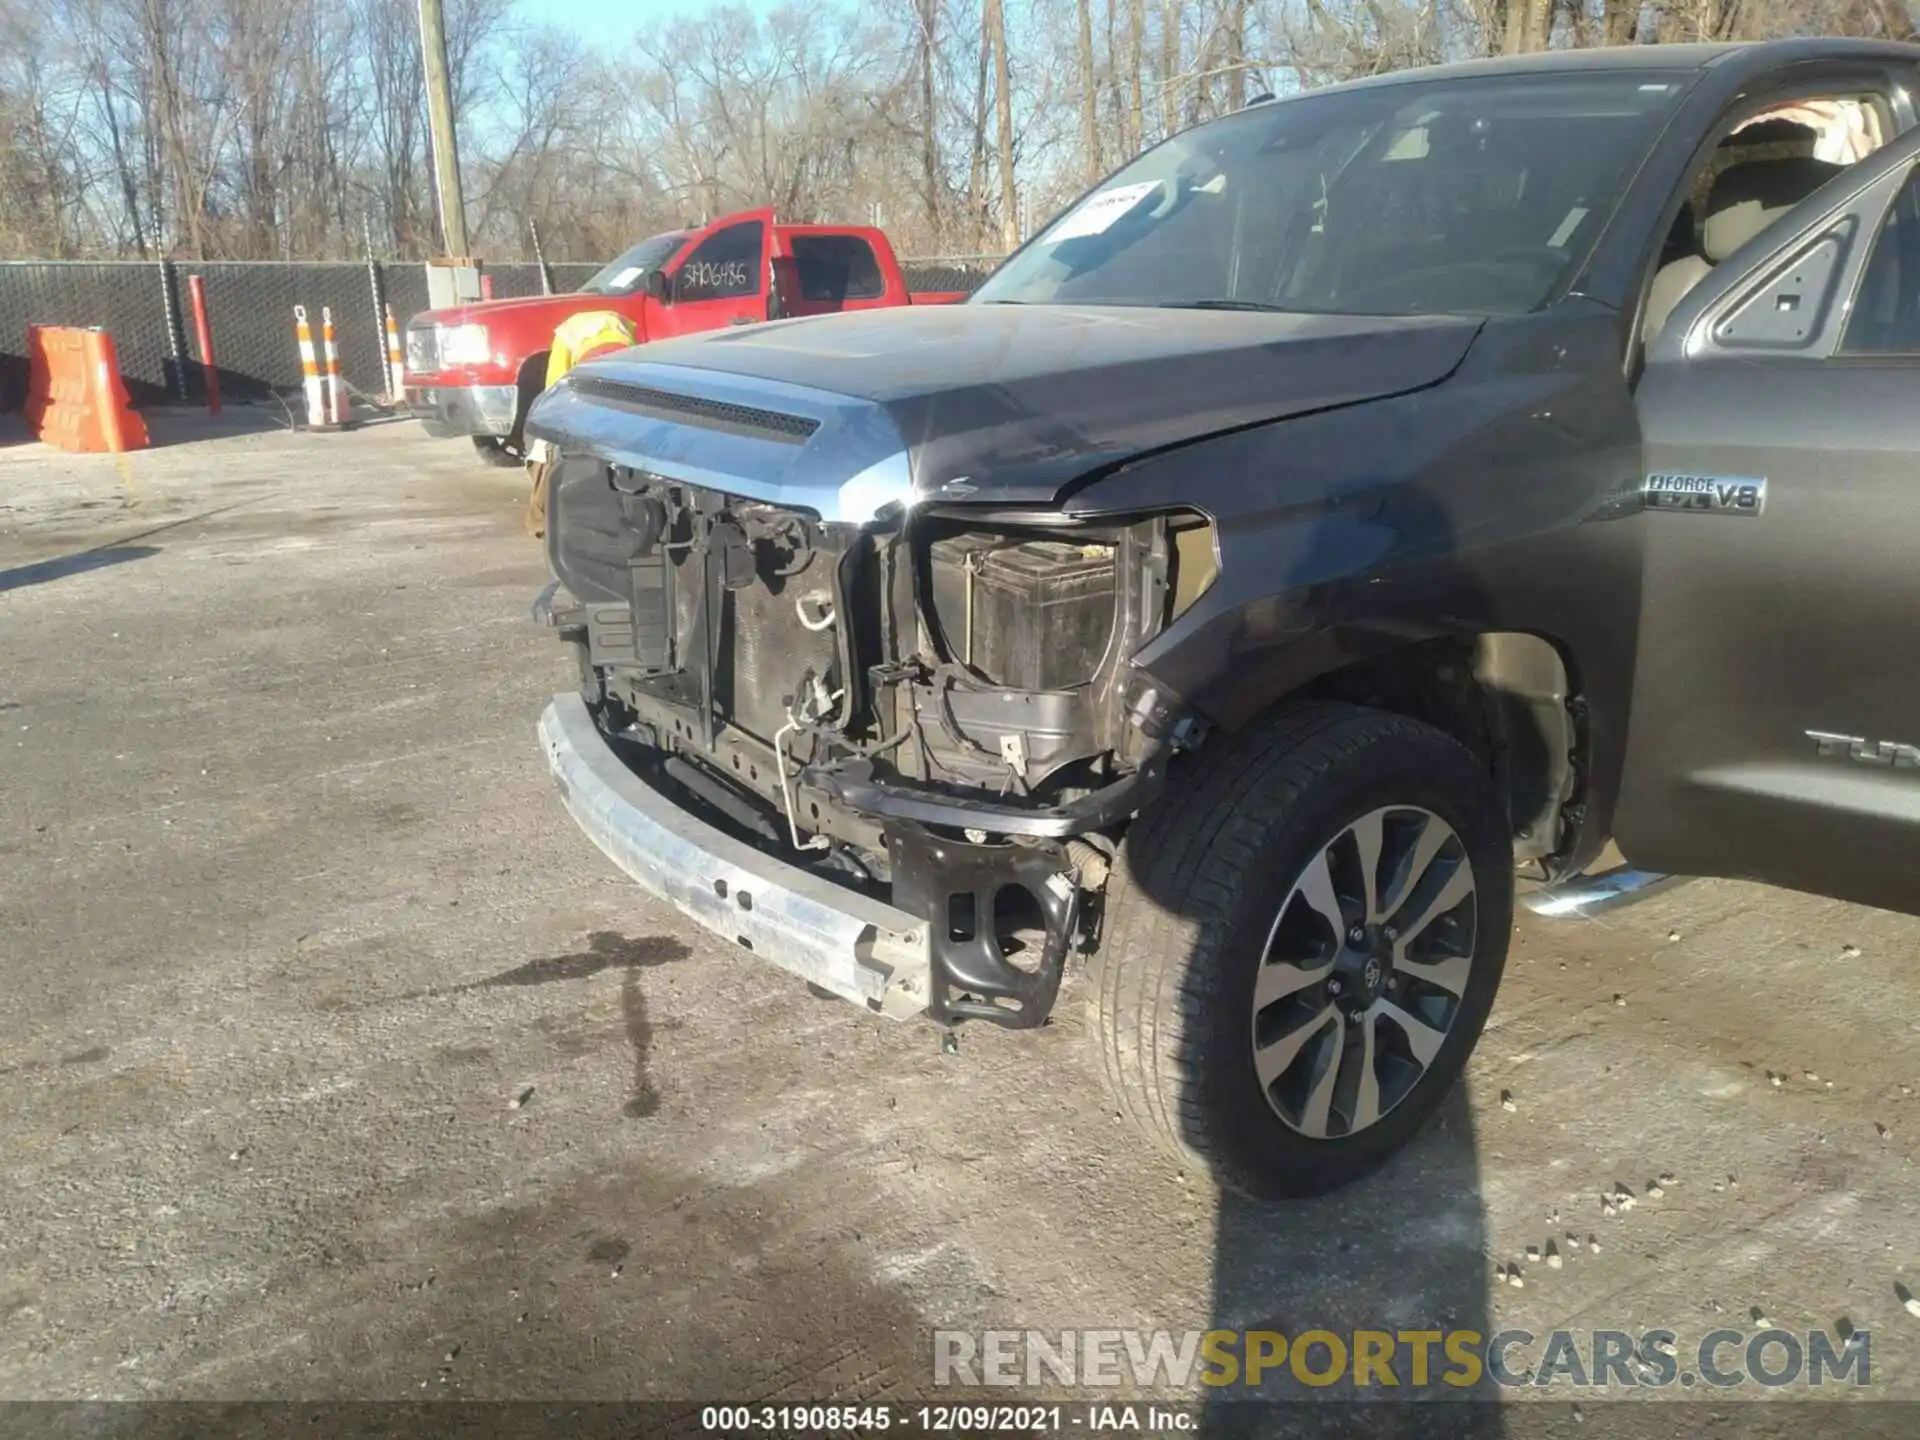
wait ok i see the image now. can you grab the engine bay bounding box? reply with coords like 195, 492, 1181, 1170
541, 453, 1215, 1024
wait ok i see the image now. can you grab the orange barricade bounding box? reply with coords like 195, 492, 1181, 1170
23, 323, 50, 431
26, 326, 150, 454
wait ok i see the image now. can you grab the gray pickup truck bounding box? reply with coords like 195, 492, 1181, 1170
527, 39, 1920, 1199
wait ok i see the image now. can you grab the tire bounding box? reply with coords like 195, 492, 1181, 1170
472, 435, 522, 467
1092, 702, 1512, 1200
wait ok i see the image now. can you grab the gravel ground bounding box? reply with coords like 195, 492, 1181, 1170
2, 410, 1918, 1427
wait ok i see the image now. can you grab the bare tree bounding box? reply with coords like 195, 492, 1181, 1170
987, 0, 1019, 246
918, 0, 943, 233
12, 0, 1917, 264
1077, 0, 1101, 182
1224, 0, 1248, 109
1128, 0, 1147, 152
1159, 0, 1180, 136
967, 5, 992, 243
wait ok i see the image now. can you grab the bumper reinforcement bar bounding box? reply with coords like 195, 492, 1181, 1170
539, 693, 931, 1019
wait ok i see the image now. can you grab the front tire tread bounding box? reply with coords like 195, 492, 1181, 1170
1093, 702, 1509, 1199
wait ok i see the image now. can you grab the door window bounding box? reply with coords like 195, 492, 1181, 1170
1840, 166, 1920, 353
1642, 91, 1891, 343
672, 222, 765, 302
789, 235, 885, 301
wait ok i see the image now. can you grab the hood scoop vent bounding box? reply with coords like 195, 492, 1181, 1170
569, 377, 819, 445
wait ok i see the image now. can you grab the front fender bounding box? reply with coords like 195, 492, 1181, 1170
1075, 389, 1520, 732
1067, 309, 1640, 745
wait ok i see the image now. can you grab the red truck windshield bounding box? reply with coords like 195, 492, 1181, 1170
580, 232, 689, 295
974, 71, 1692, 318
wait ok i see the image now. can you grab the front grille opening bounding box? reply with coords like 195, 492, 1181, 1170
570, 378, 819, 445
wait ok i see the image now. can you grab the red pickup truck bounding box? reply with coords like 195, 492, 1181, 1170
403, 207, 968, 464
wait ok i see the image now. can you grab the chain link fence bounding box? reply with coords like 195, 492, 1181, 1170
898, 255, 1004, 294
0, 255, 999, 414
0, 264, 178, 410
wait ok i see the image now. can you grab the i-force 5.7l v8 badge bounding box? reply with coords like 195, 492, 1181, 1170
1643, 472, 1767, 517
1807, 730, 1920, 769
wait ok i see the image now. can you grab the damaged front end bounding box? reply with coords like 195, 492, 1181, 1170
529, 364, 1214, 1029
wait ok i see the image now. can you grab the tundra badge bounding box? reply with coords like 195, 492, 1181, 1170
1643, 473, 1767, 517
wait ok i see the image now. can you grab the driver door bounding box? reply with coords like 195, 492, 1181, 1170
1613, 126, 1920, 915
650, 208, 779, 341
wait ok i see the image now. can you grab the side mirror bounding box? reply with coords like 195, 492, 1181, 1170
641, 269, 669, 303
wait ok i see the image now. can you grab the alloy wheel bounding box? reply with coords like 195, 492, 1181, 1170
1249, 805, 1478, 1139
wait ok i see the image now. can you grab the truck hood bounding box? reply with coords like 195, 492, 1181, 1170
525, 304, 1482, 521
409, 291, 613, 330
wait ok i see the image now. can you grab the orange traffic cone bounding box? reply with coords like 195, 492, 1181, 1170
294, 306, 330, 430
321, 306, 353, 428
384, 305, 405, 403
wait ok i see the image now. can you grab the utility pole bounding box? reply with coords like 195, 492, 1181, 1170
417, 0, 469, 256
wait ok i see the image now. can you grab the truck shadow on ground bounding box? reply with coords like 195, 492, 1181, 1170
1200, 1094, 1500, 1434
0, 545, 158, 593
0, 497, 271, 597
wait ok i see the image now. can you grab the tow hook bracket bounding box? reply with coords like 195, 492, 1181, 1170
886, 822, 1075, 1030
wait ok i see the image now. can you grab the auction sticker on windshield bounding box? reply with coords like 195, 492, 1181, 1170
1042, 181, 1162, 243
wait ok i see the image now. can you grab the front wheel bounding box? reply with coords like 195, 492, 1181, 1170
1092, 703, 1512, 1199
472, 435, 522, 467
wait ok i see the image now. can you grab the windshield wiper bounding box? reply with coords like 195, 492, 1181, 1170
1161, 298, 1290, 312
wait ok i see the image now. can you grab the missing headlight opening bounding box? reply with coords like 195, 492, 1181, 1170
923, 530, 1119, 690
545, 452, 1213, 1029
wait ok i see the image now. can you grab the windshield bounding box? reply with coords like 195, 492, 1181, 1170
973, 71, 1692, 317
580, 232, 689, 295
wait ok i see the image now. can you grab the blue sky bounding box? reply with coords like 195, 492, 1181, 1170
516, 0, 784, 31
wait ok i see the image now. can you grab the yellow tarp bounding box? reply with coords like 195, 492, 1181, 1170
528, 310, 639, 539
545, 310, 638, 388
